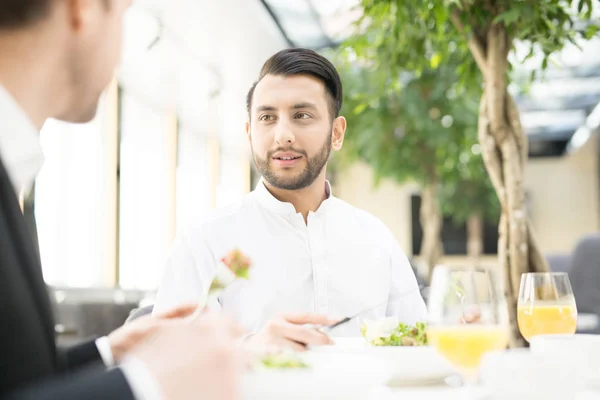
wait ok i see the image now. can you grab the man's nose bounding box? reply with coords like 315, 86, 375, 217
274, 120, 295, 146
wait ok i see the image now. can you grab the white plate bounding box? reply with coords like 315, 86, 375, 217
310, 337, 454, 386
242, 351, 387, 400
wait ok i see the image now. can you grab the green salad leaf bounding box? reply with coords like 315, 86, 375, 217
361, 321, 428, 346
259, 351, 309, 369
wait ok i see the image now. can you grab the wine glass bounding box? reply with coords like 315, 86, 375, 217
427, 266, 509, 396
517, 272, 577, 342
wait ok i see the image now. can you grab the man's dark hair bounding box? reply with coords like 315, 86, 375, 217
246, 48, 343, 120
0, 0, 110, 29
0, 0, 53, 29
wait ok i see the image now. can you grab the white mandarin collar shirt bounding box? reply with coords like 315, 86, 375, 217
0, 86, 44, 194
0, 85, 160, 400
154, 178, 427, 336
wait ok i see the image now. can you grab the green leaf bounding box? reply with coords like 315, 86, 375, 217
353, 103, 369, 115
584, 0, 593, 18
542, 17, 556, 33
430, 52, 442, 68
584, 24, 600, 40
493, 9, 522, 26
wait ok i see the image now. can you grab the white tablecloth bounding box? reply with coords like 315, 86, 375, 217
245, 338, 600, 399
368, 385, 600, 399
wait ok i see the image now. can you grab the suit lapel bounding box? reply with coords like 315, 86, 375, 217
0, 157, 57, 358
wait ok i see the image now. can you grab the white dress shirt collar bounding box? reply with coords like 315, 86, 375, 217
253, 177, 334, 217
0, 85, 44, 194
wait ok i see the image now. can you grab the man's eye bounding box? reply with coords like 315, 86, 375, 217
295, 113, 312, 119
259, 115, 275, 121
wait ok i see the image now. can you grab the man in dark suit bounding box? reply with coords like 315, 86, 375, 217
0, 1, 244, 399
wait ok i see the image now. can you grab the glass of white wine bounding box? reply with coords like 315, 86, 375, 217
427, 266, 509, 397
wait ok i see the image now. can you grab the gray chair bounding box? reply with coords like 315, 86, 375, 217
546, 253, 572, 274
408, 264, 429, 303
55, 302, 139, 346
568, 233, 600, 332
125, 304, 154, 324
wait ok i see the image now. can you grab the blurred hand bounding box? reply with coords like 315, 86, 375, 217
129, 312, 245, 400
460, 306, 482, 324
108, 304, 199, 363
246, 313, 337, 351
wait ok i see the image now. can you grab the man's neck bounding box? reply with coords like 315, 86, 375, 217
0, 29, 64, 129
264, 172, 329, 223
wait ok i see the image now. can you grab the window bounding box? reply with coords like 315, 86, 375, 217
117, 90, 177, 290
175, 126, 218, 231
36, 91, 117, 287
410, 194, 499, 256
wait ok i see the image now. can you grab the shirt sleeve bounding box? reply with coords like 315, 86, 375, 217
386, 238, 428, 324
95, 336, 115, 367
120, 357, 164, 400
95, 339, 163, 400
153, 230, 217, 315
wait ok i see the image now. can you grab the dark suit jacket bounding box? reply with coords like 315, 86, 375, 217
0, 158, 135, 399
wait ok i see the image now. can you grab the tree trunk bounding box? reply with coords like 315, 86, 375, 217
467, 212, 483, 266
420, 183, 444, 283
472, 24, 550, 347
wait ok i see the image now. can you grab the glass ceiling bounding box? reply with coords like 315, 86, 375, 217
259, 0, 361, 49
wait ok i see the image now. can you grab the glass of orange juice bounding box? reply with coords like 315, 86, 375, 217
517, 272, 577, 342
427, 266, 509, 396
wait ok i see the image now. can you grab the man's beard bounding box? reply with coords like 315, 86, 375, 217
252, 132, 332, 191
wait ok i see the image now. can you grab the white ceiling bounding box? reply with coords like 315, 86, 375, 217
118, 0, 287, 136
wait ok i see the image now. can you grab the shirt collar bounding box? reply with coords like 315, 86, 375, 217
0, 85, 44, 194
253, 178, 334, 216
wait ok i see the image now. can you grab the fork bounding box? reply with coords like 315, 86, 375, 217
304, 285, 425, 333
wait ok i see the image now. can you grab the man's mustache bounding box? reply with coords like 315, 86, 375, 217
267, 148, 308, 158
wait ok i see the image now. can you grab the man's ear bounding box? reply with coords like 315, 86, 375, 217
245, 121, 251, 144
331, 116, 346, 151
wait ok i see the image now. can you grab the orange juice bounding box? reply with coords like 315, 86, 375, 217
517, 303, 577, 342
428, 325, 509, 377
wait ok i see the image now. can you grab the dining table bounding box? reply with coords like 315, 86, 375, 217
242, 335, 600, 400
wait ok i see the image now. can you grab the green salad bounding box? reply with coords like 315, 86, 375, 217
259, 351, 309, 369
360, 320, 428, 346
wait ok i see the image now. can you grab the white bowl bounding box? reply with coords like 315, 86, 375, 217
309, 337, 454, 386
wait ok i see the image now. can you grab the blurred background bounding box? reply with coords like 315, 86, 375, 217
28, 0, 599, 343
